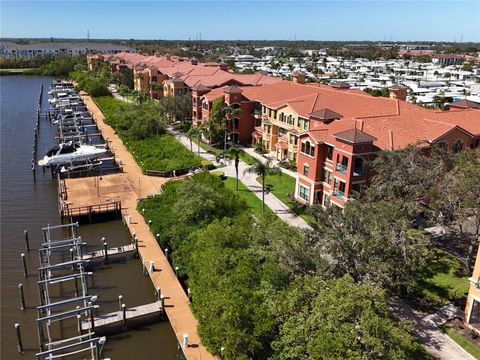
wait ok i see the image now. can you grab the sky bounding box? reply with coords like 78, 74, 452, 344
1, 1, 479, 42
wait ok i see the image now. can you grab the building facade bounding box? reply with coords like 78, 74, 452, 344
465, 246, 480, 334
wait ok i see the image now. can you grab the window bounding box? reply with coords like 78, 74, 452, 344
301, 141, 314, 156
151, 76, 157, 82
303, 120, 309, 130
323, 193, 331, 207
322, 169, 332, 185
289, 134, 294, 144
280, 112, 285, 122
353, 157, 364, 176
436, 141, 448, 151
289, 115, 294, 125
279, 127, 286, 136
297, 117, 302, 128
303, 164, 309, 176
273, 111, 277, 119
452, 140, 463, 153
326, 146, 334, 161
269, 109, 272, 117
299, 185, 309, 201
468, 299, 480, 332
351, 183, 362, 196
471, 138, 480, 149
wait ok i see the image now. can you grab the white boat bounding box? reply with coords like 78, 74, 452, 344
38, 142, 107, 167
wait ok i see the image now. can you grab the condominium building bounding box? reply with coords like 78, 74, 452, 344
88, 52, 280, 101
194, 73, 480, 208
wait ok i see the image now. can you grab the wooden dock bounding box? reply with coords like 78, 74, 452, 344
81, 244, 136, 260
81, 94, 218, 359
81, 301, 162, 332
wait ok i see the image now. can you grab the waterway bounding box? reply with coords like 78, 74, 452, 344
0, 75, 178, 359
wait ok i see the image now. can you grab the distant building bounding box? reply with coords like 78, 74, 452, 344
0, 41, 133, 58
465, 246, 480, 334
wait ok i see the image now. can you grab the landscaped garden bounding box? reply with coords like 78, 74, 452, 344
223, 177, 273, 218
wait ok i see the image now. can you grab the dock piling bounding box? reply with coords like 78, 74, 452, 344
18, 283, 26, 310
160, 295, 165, 314
24, 230, 30, 251
77, 314, 82, 334
15, 323, 23, 353
156, 287, 161, 302
118, 295, 123, 312
122, 303, 126, 327
102, 237, 108, 263
187, 288, 192, 302
183, 333, 189, 349
21, 253, 28, 277
149, 261, 154, 273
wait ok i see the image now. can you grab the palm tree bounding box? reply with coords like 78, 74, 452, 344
227, 145, 241, 191
187, 126, 202, 156
244, 159, 281, 213
222, 105, 243, 159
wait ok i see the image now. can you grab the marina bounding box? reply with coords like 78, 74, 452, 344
3, 76, 215, 360
1, 76, 179, 360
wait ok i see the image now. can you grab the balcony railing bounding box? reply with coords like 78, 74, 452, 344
336, 163, 348, 174
333, 189, 345, 200
353, 167, 364, 176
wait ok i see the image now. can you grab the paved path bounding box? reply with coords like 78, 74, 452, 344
168, 128, 311, 229
81, 94, 218, 360
392, 299, 474, 360
241, 146, 298, 178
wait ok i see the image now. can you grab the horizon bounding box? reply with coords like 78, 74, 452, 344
1, 1, 479, 42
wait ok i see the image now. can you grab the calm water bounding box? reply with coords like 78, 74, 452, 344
0, 76, 178, 359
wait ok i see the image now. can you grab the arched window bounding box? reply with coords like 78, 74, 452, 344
452, 140, 463, 153
151, 76, 157, 83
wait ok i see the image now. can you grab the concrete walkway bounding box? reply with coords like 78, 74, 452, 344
241, 146, 298, 178
392, 299, 474, 360
168, 127, 311, 230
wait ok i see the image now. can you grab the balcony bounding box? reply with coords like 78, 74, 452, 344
336, 163, 348, 175
333, 189, 345, 201
353, 167, 364, 177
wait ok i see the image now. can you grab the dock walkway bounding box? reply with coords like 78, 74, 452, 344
82, 301, 162, 332
80, 94, 218, 360
81, 244, 136, 260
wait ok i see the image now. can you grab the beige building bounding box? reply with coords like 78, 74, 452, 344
465, 246, 480, 333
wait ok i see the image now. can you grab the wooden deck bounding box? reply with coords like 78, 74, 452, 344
81, 301, 162, 332
81, 244, 136, 260
80, 94, 218, 360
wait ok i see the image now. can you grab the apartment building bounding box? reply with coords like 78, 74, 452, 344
465, 246, 480, 334
196, 73, 480, 207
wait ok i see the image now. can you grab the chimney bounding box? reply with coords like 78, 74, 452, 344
155, 52, 161, 58
389, 84, 407, 101
191, 57, 198, 65
165, 54, 171, 61
137, 50, 142, 55
292, 71, 306, 84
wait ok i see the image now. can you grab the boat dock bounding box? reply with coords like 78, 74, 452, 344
80, 94, 218, 359
80, 243, 136, 260
81, 301, 163, 333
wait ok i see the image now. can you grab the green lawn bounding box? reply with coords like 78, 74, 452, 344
192, 138, 256, 165
412, 248, 469, 310
223, 177, 273, 218
257, 173, 315, 224
442, 326, 480, 359
94, 95, 204, 173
